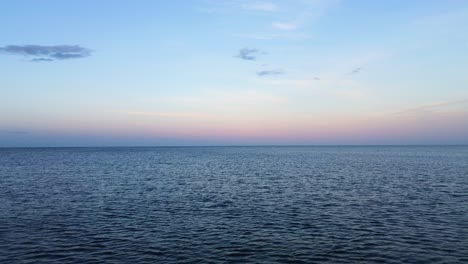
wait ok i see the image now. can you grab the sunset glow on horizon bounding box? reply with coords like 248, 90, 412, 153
1, 0, 468, 146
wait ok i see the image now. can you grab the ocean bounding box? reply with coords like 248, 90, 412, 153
1, 146, 467, 263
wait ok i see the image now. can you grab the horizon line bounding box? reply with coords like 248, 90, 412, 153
1, 144, 468, 149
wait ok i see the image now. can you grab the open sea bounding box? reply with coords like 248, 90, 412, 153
0, 146, 467, 263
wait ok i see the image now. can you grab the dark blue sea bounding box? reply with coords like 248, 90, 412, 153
1, 146, 467, 263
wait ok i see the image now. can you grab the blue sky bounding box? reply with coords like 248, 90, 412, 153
1, 0, 468, 146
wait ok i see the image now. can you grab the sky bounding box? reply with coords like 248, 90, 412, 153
1, 0, 468, 146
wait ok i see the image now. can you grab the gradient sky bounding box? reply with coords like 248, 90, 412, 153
1, 0, 468, 146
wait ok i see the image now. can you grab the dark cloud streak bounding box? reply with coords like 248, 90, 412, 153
236, 48, 260, 61
257, 69, 284, 76
0, 45, 92, 61
31, 58, 54, 62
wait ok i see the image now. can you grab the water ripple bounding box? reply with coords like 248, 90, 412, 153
1, 146, 468, 263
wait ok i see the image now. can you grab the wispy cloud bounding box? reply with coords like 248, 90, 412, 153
236, 48, 262, 60
243, 2, 278, 12
31, 58, 54, 62
257, 69, 284, 76
0, 45, 92, 62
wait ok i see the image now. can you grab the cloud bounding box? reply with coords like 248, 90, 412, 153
31, 58, 54, 62
0, 45, 92, 61
350, 67, 361, 74
236, 48, 261, 60
272, 22, 298, 30
257, 69, 284, 76
243, 2, 278, 12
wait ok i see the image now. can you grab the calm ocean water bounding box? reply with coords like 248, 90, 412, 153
1, 146, 467, 263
